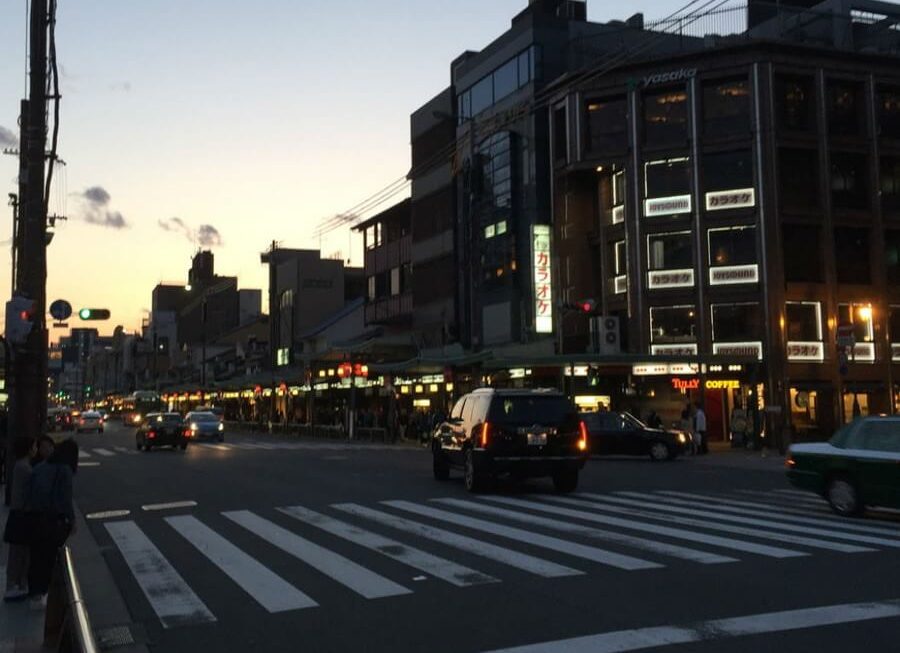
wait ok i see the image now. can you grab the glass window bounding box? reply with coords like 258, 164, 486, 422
493, 58, 519, 102
703, 78, 750, 138
831, 152, 869, 210
390, 267, 401, 296
517, 50, 530, 88
779, 148, 820, 211
644, 87, 688, 145
782, 225, 822, 282
857, 420, 900, 453
880, 156, 900, 212
644, 157, 691, 197
458, 90, 471, 122
485, 224, 496, 239
496, 220, 507, 235
886, 230, 900, 285
487, 395, 578, 427
365, 223, 382, 249
471, 76, 493, 116
837, 303, 875, 343
776, 75, 815, 132
878, 86, 900, 139
786, 301, 822, 341
586, 96, 628, 152
827, 81, 864, 136
613, 240, 627, 276
834, 227, 871, 284
450, 397, 466, 420
647, 231, 692, 270
650, 305, 696, 343
554, 105, 568, 163
703, 150, 753, 193
712, 303, 763, 341
613, 169, 626, 206
708, 226, 756, 266
461, 397, 476, 425
367, 276, 376, 301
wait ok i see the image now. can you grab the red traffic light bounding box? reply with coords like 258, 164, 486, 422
579, 299, 596, 314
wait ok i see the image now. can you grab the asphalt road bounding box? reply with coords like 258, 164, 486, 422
66, 420, 900, 653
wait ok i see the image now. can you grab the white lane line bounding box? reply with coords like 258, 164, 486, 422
543, 496, 871, 554
224, 510, 410, 599
93, 448, 115, 457
78, 450, 92, 459
538, 496, 806, 558
105, 521, 216, 628
278, 505, 498, 587
480, 598, 900, 653
80, 462, 101, 467
659, 491, 900, 530
225, 443, 255, 450
587, 493, 900, 549
617, 491, 900, 538
87, 510, 131, 520
333, 503, 583, 578
439, 498, 736, 565
142, 501, 198, 512
165, 515, 316, 612
387, 500, 663, 570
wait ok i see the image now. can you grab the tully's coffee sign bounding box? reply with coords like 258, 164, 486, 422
643, 68, 697, 87
671, 378, 740, 391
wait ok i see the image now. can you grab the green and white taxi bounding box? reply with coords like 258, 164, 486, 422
786, 416, 900, 516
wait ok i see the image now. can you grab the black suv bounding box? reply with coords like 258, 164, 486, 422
432, 389, 589, 493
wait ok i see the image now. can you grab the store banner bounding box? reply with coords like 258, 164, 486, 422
533, 224, 553, 334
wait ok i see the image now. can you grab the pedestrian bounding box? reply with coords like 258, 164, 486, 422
25, 438, 79, 608
32, 435, 54, 466
3, 437, 36, 601
694, 403, 708, 455
680, 404, 694, 454
646, 411, 662, 429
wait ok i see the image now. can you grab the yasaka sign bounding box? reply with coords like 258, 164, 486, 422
643, 68, 697, 86
533, 224, 553, 334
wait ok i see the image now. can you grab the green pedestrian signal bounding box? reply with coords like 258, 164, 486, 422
78, 308, 110, 321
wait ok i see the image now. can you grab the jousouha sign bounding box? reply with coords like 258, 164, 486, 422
643, 68, 697, 86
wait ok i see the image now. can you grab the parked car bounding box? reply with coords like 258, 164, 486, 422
786, 416, 900, 516
76, 410, 104, 434
580, 411, 688, 461
185, 411, 225, 442
432, 388, 588, 493
136, 412, 189, 451
47, 407, 74, 432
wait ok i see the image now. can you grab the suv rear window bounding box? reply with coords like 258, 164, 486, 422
488, 395, 577, 426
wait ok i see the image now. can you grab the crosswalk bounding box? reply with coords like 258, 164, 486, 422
76, 440, 410, 460
98, 489, 900, 630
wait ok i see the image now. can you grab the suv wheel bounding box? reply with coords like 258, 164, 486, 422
433, 451, 450, 481
464, 449, 485, 493
553, 469, 579, 493
649, 441, 671, 462
827, 476, 862, 516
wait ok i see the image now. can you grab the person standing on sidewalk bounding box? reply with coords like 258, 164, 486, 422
25, 438, 78, 607
3, 437, 36, 601
694, 403, 708, 455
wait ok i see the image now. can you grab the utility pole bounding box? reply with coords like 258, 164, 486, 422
15, 0, 50, 440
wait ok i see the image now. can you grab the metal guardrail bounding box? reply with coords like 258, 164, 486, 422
45, 545, 98, 653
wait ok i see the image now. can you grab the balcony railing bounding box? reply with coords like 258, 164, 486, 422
364, 235, 412, 275
365, 293, 413, 325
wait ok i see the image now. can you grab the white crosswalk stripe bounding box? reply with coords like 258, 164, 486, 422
93, 448, 115, 457
333, 502, 584, 577
78, 450, 91, 459
113, 446, 138, 455
166, 515, 317, 612
278, 505, 499, 587
386, 500, 664, 570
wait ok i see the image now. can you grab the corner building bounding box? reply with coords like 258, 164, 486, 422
548, 0, 900, 442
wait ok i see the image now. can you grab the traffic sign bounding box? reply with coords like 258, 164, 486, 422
49, 299, 72, 321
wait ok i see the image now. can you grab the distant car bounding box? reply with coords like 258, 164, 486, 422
76, 410, 104, 434
136, 412, 189, 451
97, 409, 109, 423
47, 408, 74, 432
195, 405, 225, 421
786, 416, 900, 516
580, 411, 688, 461
432, 388, 588, 493
185, 411, 225, 442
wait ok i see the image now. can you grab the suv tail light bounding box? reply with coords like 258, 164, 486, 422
148, 430, 157, 439
785, 455, 796, 468
184, 429, 192, 437
578, 421, 588, 452
480, 422, 490, 448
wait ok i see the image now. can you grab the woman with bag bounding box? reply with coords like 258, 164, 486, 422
3, 437, 36, 601
25, 438, 78, 607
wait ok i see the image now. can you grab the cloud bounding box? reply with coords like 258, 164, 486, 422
158, 217, 223, 247
0, 126, 17, 149
109, 81, 132, 93
74, 186, 129, 229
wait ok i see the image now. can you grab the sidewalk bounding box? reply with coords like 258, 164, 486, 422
0, 504, 44, 653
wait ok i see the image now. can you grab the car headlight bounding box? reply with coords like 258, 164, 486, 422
191, 423, 198, 431
677, 432, 687, 444
218, 423, 224, 431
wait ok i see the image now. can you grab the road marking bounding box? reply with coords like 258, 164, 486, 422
587, 493, 900, 548
278, 505, 498, 587
441, 498, 736, 565
547, 496, 872, 554
480, 598, 900, 653
142, 501, 198, 512
208, 444, 231, 451
539, 495, 806, 558
93, 448, 115, 457
80, 462, 101, 467
388, 500, 663, 570
113, 446, 137, 455
333, 503, 583, 578
616, 491, 900, 538
78, 450, 91, 459
105, 520, 216, 628
166, 515, 316, 612
224, 510, 410, 599
86, 510, 131, 520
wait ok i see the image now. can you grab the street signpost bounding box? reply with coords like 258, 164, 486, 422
49, 299, 72, 321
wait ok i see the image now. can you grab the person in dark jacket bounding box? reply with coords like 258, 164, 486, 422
26, 438, 78, 605
4, 437, 36, 601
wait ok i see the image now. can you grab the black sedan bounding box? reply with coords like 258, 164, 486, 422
136, 412, 190, 451
580, 411, 689, 461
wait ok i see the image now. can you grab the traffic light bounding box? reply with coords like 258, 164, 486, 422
5, 296, 36, 345
562, 299, 597, 314
78, 308, 110, 321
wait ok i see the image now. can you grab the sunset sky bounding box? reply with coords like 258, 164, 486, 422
0, 0, 677, 338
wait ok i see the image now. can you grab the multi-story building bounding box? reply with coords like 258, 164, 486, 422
547, 0, 900, 441
356, 199, 413, 328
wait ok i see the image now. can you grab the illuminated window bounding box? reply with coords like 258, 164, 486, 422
650, 305, 696, 343
708, 226, 756, 267
586, 96, 627, 151
644, 87, 688, 145
786, 301, 822, 341
703, 78, 749, 138
837, 303, 874, 342
647, 231, 692, 271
